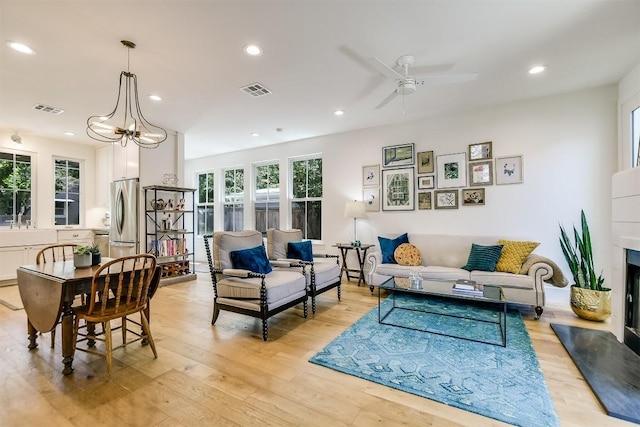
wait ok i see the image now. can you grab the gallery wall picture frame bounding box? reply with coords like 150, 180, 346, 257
469, 141, 493, 161
495, 155, 524, 185
362, 164, 380, 187
436, 152, 467, 188
382, 143, 415, 168
462, 188, 486, 206
417, 150, 434, 174
468, 160, 493, 186
362, 187, 380, 212
417, 175, 435, 189
382, 167, 415, 211
418, 191, 432, 210
434, 189, 459, 209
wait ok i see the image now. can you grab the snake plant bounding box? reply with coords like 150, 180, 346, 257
559, 210, 605, 291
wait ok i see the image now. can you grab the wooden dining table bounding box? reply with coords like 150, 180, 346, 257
17, 258, 159, 375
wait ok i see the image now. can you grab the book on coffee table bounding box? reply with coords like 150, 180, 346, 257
452, 280, 484, 296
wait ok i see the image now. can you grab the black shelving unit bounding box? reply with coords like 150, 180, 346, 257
143, 185, 197, 284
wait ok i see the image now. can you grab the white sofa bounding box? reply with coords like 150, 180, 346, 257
367, 233, 568, 319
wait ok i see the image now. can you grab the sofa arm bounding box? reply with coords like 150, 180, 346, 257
367, 251, 382, 284
520, 255, 568, 288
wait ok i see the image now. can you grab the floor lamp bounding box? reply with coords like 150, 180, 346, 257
344, 201, 367, 246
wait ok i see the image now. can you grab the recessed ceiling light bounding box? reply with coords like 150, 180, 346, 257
334, 109, 345, 116
251, 132, 260, 137
528, 65, 546, 74
243, 44, 262, 56
148, 94, 162, 101
64, 132, 75, 136
6, 41, 36, 55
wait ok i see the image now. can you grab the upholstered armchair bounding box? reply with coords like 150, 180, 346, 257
266, 228, 341, 314
203, 230, 308, 341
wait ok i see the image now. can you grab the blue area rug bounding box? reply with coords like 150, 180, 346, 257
310, 294, 559, 427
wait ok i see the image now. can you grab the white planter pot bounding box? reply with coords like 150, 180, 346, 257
73, 253, 92, 268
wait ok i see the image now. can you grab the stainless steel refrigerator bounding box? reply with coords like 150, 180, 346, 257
109, 178, 139, 257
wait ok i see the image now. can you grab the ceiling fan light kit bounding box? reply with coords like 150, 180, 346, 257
87, 40, 167, 149
369, 54, 478, 110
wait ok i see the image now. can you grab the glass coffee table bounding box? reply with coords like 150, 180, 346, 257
378, 276, 507, 347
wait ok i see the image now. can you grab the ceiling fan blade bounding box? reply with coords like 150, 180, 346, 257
415, 72, 479, 85
375, 89, 399, 109
368, 57, 404, 80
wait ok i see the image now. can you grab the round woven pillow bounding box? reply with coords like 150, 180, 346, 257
393, 243, 422, 266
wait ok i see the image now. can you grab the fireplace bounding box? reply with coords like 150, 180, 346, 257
625, 249, 640, 356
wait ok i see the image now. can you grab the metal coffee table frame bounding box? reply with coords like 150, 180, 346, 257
378, 277, 507, 347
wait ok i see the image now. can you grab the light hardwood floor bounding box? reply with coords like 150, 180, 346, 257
0, 277, 635, 427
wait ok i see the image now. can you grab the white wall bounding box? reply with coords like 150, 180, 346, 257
185, 85, 618, 301
0, 130, 100, 229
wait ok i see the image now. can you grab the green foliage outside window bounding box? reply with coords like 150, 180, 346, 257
291, 157, 322, 240
0, 152, 32, 225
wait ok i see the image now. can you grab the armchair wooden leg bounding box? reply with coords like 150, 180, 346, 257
303, 300, 308, 318
534, 306, 543, 320
262, 319, 268, 341
337, 284, 342, 301
211, 302, 220, 325
311, 296, 317, 314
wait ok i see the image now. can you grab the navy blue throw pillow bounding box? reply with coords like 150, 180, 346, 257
287, 240, 314, 262
461, 243, 504, 272
378, 233, 409, 264
230, 245, 273, 274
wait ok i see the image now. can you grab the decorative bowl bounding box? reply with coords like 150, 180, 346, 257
150, 199, 166, 210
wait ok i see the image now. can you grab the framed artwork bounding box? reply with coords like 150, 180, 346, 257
382, 167, 415, 211
418, 192, 432, 210
468, 141, 493, 161
417, 151, 434, 174
417, 175, 435, 189
495, 155, 524, 184
436, 152, 467, 188
434, 190, 458, 209
362, 164, 380, 187
468, 160, 493, 186
462, 188, 485, 206
382, 143, 415, 168
362, 187, 380, 212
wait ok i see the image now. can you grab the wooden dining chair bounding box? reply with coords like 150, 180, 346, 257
36, 243, 78, 264
35, 243, 79, 347
72, 254, 158, 378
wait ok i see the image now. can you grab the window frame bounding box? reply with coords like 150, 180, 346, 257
223, 167, 244, 232
289, 155, 323, 240
196, 171, 215, 236
0, 149, 33, 228
53, 157, 82, 227
253, 161, 280, 235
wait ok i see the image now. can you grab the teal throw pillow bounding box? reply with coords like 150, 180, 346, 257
230, 245, 273, 274
378, 233, 409, 264
287, 240, 314, 262
461, 243, 504, 272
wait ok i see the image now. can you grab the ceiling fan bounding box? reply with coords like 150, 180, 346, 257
368, 54, 478, 110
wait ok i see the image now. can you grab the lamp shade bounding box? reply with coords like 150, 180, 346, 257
344, 201, 367, 219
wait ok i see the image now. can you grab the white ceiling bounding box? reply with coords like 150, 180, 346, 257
1, 1, 639, 160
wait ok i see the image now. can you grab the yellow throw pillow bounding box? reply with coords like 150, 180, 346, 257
394, 243, 422, 266
495, 239, 540, 274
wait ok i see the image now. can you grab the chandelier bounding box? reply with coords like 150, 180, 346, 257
86, 40, 167, 149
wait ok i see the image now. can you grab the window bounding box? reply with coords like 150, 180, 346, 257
633, 106, 639, 168
0, 151, 32, 227
54, 158, 81, 226
197, 172, 214, 235
254, 162, 279, 234
224, 168, 244, 231
290, 156, 322, 240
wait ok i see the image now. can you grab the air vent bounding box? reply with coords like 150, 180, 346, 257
240, 83, 271, 97
32, 103, 65, 115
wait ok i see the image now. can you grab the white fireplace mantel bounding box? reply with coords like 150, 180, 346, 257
612, 167, 640, 341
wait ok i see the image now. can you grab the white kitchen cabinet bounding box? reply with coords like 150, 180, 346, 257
57, 229, 94, 247
112, 143, 139, 180
0, 244, 49, 282
95, 145, 113, 208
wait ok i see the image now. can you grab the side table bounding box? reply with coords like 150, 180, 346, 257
332, 243, 374, 287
